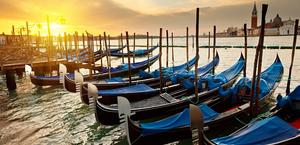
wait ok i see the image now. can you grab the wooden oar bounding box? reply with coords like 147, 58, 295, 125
286, 19, 299, 95
194, 8, 200, 102
166, 30, 169, 67
186, 27, 189, 70
159, 28, 163, 93
126, 32, 132, 85
244, 24, 248, 77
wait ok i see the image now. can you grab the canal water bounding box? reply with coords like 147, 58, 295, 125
0, 36, 300, 145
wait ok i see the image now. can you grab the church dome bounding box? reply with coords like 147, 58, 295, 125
272, 14, 283, 27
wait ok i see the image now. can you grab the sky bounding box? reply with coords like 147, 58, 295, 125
0, 0, 299, 36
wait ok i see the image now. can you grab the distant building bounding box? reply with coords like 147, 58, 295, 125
0, 34, 6, 45
279, 19, 295, 35
210, 1, 299, 37
251, 2, 258, 29
227, 27, 238, 36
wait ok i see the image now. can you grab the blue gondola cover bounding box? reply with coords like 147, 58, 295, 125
212, 116, 299, 145
140, 104, 219, 135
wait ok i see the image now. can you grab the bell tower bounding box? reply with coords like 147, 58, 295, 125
251, 2, 257, 28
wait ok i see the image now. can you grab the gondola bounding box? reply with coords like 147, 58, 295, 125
30, 54, 159, 86
64, 45, 126, 63
89, 54, 245, 125
123, 55, 283, 145
197, 85, 300, 145
79, 53, 219, 105
93, 45, 127, 61
110, 45, 158, 57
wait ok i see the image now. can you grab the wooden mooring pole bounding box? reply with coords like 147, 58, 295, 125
243, 24, 248, 77
186, 27, 189, 70
126, 32, 132, 85
166, 30, 169, 67
250, 4, 268, 116
147, 32, 150, 72
99, 34, 103, 68
133, 33, 136, 63
212, 26, 216, 75
171, 32, 175, 72
159, 28, 163, 93
286, 19, 299, 95
194, 8, 200, 103
208, 32, 211, 60
6, 70, 16, 90
121, 33, 124, 64
104, 32, 111, 79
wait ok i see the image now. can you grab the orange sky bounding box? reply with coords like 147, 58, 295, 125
0, 0, 299, 36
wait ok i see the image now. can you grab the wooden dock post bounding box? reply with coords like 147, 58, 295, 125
6, 70, 16, 90
166, 30, 169, 67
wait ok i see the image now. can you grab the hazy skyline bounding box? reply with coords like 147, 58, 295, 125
0, 0, 299, 36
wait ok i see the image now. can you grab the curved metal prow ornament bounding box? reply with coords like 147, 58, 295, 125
59, 64, 67, 90
87, 83, 99, 112
117, 96, 135, 145
190, 104, 204, 145
25, 65, 32, 78
74, 70, 84, 93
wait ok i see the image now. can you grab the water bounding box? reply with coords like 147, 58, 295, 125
1, 36, 300, 145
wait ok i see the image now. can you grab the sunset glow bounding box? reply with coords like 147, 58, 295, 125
0, 0, 299, 35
